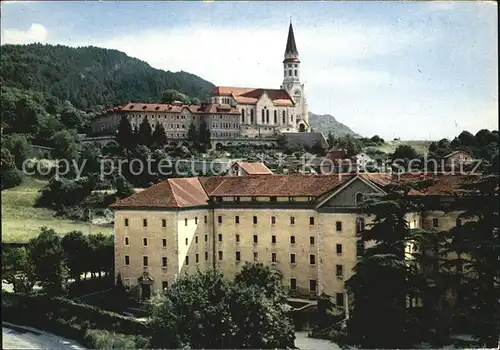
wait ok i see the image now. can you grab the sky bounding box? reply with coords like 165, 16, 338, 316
1, 1, 498, 140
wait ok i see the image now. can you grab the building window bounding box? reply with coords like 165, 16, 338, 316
356, 217, 365, 233
186, 256, 189, 265
336, 221, 342, 232
433, 218, 439, 228
310, 254, 316, 265
185, 238, 188, 246
162, 281, 168, 290
162, 238, 167, 247
253, 252, 259, 262
196, 254, 199, 263
294, 69, 297, 76
236, 251, 241, 262
124, 255, 130, 266
310, 236, 315, 245
336, 244, 342, 255
195, 217, 198, 224
143, 219, 147, 227
336, 293, 345, 307
185, 218, 188, 226
282, 111, 286, 124
162, 257, 167, 267
205, 234, 208, 242
218, 234, 223, 242
218, 216, 222, 224
162, 219, 167, 227
336, 264, 343, 277
205, 251, 209, 261
290, 254, 296, 264
272, 253, 277, 263
309, 217, 315, 225
356, 239, 365, 257
271, 235, 276, 244
235, 216, 240, 224
355, 192, 364, 206
253, 216, 258, 224
143, 238, 148, 247
242, 109, 245, 123
271, 216, 276, 225
204, 215, 207, 224
261, 110, 265, 123
253, 235, 258, 243
290, 217, 295, 225
290, 236, 296, 244
195, 236, 198, 244
266, 110, 269, 123
218, 251, 223, 260
143, 256, 148, 267
250, 109, 254, 123
288, 69, 292, 76
309, 279, 317, 292
236, 234, 240, 242
290, 278, 297, 290
124, 237, 129, 246
125, 218, 129, 227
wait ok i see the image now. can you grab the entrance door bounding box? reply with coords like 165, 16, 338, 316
299, 124, 306, 132
141, 283, 151, 300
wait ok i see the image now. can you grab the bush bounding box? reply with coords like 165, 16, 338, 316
84, 329, 151, 349
1, 168, 23, 189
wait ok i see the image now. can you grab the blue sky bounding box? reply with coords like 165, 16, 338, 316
1, 1, 498, 140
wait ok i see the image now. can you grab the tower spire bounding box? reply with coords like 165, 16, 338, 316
285, 20, 298, 56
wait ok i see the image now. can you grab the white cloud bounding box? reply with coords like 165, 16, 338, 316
1, 23, 48, 44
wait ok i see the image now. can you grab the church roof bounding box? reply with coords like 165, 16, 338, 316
285, 22, 298, 56
212, 87, 294, 106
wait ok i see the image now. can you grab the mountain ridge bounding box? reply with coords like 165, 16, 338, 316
308, 112, 359, 138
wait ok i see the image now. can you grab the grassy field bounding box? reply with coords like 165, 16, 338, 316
364, 140, 432, 155
1, 177, 113, 243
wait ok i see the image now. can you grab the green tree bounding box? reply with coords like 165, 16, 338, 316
2, 133, 30, 169
392, 144, 419, 161
198, 119, 211, 149
345, 188, 415, 348
37, 114, 65, 144
234, 262, 286, 302
149, 268, 295, 349
151, 122, 168, 149
115, 175, 135, 199
116, 115, 135, 155
27, 227, 68, 295
51, 130, 79, 160
137, 118, 153, 147
191, 97, 201, 105
61, 231, 89, 282
1, 245, 36, 293
457, 130, 476, 147
160, 89, 191, 105
187, 122, 198, 145
60, 101, 84, 131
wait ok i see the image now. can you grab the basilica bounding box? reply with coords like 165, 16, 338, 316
91, 22, 310, 144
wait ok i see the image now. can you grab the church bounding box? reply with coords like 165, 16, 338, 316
90, 22, 311, 145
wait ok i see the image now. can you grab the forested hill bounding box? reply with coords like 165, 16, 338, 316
0, 43, 215, 110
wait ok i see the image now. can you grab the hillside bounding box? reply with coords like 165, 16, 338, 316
308, 112, 359, 137
364, 140, 433, 155
0, 44, 215, 110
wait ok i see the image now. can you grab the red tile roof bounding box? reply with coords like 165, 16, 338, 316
212, 86, 294, 107
105, 103, 241, 115
235, 162, 273, 175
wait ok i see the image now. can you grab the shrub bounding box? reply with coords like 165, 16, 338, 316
1, 168, 23, 189
84, 329, 151, 349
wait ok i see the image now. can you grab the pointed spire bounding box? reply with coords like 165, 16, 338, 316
285, 20, 298, 56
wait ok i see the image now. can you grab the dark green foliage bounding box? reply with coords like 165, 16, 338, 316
36, 175, 98, 209
149, 265, 295, 349
115, 175, 135, 199
160, 89, 191, 104
1, 44, 214, 110
1, 245, 36, 293
27, 227, 68, 295
116, 115, 135, 153
137, 117, 153, 147
51, 130, 79, 159
187, 122, 198, 144
458, 130, 476, 147
61, 231, 90, 281
198, 119, 211, 149
1, 168, 23, 190
2, 133, 30, 169
151, 122, 167, 149
392, 144, 420, 160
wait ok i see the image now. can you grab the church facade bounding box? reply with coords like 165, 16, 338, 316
91, 22, 310, 143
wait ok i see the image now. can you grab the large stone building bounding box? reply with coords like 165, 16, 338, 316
91, 22, 310, 147
110, 173, 481, 306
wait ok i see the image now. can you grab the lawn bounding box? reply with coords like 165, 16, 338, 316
364, 140, 432, 155
1, 176, 113, 243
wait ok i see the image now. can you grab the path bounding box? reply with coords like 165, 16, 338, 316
2, 322, 85, 350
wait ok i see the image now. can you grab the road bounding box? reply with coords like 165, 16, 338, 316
294, 331, 340, 349
2, 323, 85, 350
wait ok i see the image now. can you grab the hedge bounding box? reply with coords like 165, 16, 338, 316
2, 292, 151, 348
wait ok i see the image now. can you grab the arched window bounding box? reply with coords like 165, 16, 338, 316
294, 70, 297, 76
241, 109, 245, 123
356, 217, 365, 233
282, 111, 286, 124
250, 109, 254, 123
355, 192, 364, 206
261, 110, 265, 123
266, 110, 269, 123
288, 69, 292, 76
284, 70, 287, 77
274, 110, 277, 124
